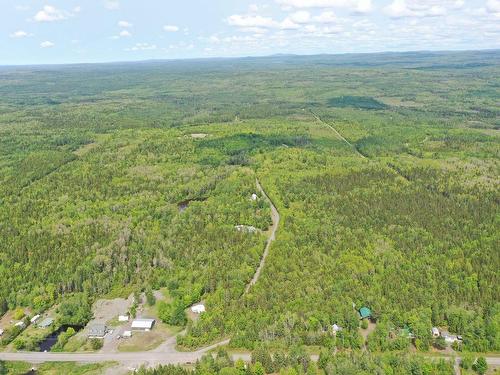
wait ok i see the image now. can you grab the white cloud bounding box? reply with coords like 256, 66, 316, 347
280, 18, 301, 29
384, 0, 459, 18
486, 0, 500, 12
313, 11, 337, 23
33, 5, 71, 22
40, 41, 55, 48
163, 25, 180, 32
227, 14, 278, 28
276, 0, 372, 13
104, 0, 120, 10
118, 20, 132, 28
10, 30, 31, 38
126, 42, 157, 51
119, 30, 132, 37
289, 10, 311, 23
15, 5, 31, 11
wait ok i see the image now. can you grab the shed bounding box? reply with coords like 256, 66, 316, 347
30, 314, 41, 324
123, 330, 132, 338
118, 315, 129, 322
87, 324, 107, 339
332, 324, 342, 333
251, 194, 258, 201
359, 307, 372, 320
14, 321, 26, 329
0, 329, 3, 336
131, 318, 155, 331
191, 304, 206, 314
38, 318, 54, 328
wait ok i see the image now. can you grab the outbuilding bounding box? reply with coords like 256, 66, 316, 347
359, 307, 372, 320
118, 315, 129, 322
87, 324, 107, 339
131, 318, 155, 331
14, 321, 26, 329
0, 329, 4, 336
30, 314, 41, 324
122, 330, 132, 338
251, 194, 258, 201
38, 318, 54, 328
191, 304, 206, 314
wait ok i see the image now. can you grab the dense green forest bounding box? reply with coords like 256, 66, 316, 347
0, 51, 498, 357
134, 349, 457, 375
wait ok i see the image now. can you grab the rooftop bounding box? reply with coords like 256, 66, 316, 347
38, 318, 54, 328
131, 318, 155, 329
359, 307, 372, 319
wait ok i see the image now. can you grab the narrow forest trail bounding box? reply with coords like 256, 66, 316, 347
310, 110, 367, 159
244, 178, 280, 294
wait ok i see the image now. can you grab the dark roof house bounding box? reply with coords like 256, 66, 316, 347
87, 324, 107, 339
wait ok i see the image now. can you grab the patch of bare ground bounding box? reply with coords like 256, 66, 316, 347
190, 133, 208, 139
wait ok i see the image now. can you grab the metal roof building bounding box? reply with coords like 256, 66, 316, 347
131, 318, 155, 330
359, 307, 372, 320
38, 318, 54, 328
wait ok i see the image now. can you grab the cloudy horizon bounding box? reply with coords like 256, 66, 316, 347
1, 0, 499, 65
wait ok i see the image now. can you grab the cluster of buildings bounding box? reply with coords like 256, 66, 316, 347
86, 317, 156, 340
432, 327, 463, 344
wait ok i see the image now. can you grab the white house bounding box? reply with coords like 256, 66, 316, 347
118, 315, 129, 322
131, 318, 155, 331
332, 324, 342, 333
191, 304, 206, 314
431, 327, 440, 338
30, 314, 41, 324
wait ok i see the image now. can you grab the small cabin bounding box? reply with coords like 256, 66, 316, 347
118, 315, 129, 322
122, 330, 132, 338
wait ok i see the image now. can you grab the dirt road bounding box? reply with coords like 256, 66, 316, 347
244, 178, 280, 294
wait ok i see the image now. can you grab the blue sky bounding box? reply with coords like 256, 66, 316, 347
1, 0, 499, 65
